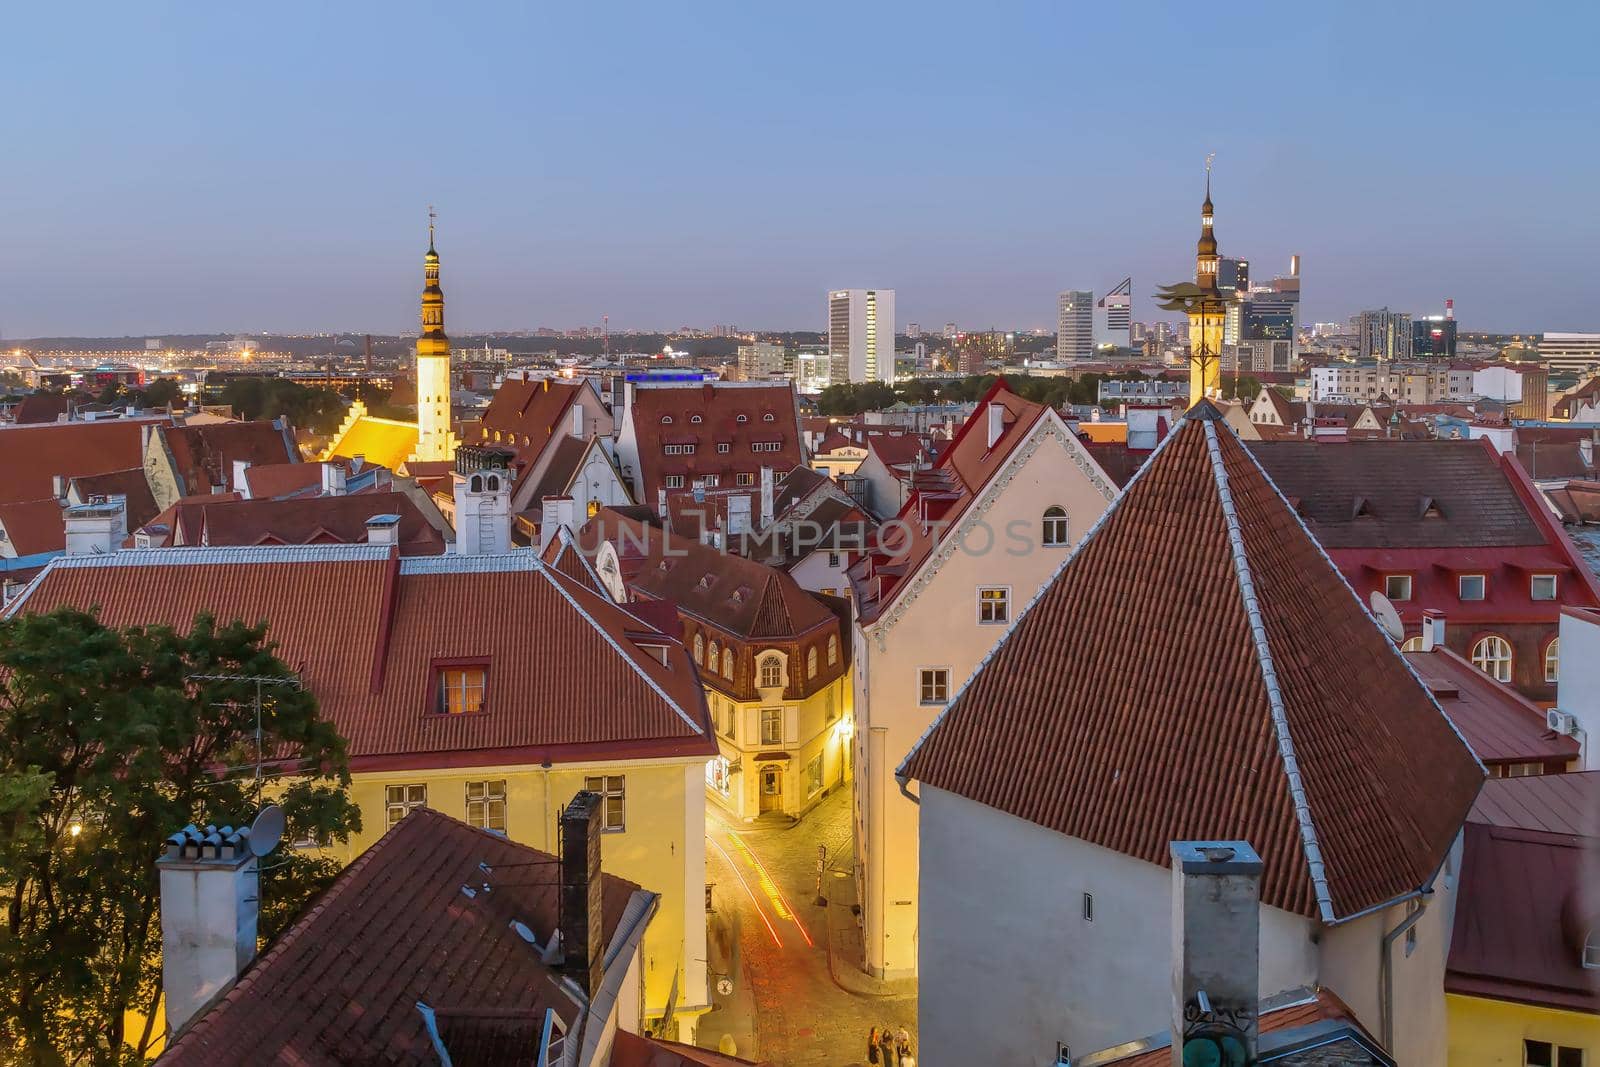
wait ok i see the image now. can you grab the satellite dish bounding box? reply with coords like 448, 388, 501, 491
1368, 591, 1405, 642
247, 804, 285, 858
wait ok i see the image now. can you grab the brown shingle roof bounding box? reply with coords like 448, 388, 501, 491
900, 404, 1485, 921
158, 809, 644, 1065
159, 421, 298, 495
0, 419, 154, 506
163, 492, 445, 555
626, 383, 803, 503
0, 499, 64, 556
11, 548, 714, 769
1246, 439, 1545, 548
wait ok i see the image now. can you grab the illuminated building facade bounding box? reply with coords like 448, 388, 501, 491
827, 289, 896, 384
1057, 289, 1094, 360
413, 215, 457, 462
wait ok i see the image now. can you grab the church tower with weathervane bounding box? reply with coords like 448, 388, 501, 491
1156, 156, 1234, 407
412, 209, 457, 463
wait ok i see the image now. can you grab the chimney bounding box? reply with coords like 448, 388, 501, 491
231, 459, 251, 497
321, 462, 347, 497
1171, 840, 1263, 1067
1420, 608, 1446, 653
986, 402, 1005, 448
759, 466, 775, 529
365, 513, 401, 547
538, 496, 577, 553
571, 402, 585, 439
559, 791, 606, 999
52, 474, 67, 502
157, 824, 259, 1035
64, 498, 126, 556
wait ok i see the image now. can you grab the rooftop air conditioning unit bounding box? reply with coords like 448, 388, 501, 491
1547, 708, 1578, 736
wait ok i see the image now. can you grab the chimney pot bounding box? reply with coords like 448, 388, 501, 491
157, 822, 260, 1034
1171, 840, 1262, 1067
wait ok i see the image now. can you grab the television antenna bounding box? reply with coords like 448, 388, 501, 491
187, 673, 304, 806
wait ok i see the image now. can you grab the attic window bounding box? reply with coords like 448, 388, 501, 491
1352, 496, 1374, 519
435, 665, 487, 715
661, 415, 674, 424
763, 413, 775, 422
657, 558, 676, 572
1420, 496, 1444, 519
728, 585, 751, 605
698, 573, 715, 590
736, 414, 748, 424
691, 415, 703, 424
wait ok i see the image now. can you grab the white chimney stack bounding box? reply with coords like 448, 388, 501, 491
64, 498, 126, 556
321, 462, 347, 498
759, 466, 775, 529
986, 402, 1006, 449
157, 824, 259, 1035
231, 459, 251, 497
1170, 840, 1263, 1067
452, 453, 512, 556
539, 496, 577, 553
1420, 609, 1446, 653
365, 513, 401, 548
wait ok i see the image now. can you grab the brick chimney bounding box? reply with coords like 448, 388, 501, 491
559, 791, 605, 998
1170, 840, 1263, 1067
157, 824, 259, 1035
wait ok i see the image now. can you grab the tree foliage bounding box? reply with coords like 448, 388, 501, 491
219, 378, 345, 434
0, 608, 361, 1065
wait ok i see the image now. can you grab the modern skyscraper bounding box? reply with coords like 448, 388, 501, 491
1356, 308, 1413, 362
413, 211, 457, 462
1095, 278, 1133, 349
827, 289, 896, 384
1217, 256, 1250, 294
943, 322, 958, 340
1411, 300, 1458, 359
1057, 289, 1094, 360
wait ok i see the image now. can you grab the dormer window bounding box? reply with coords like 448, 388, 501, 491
763, 413, 775, 422
736, 414, 748, 424
759, 654, 783, 688
691, 414, 703, 424
661, 415, 674, 425
698, 573, 715, 590
1384, 575, 1412, 602
436, 665, 487, 715
1531, 574, 1558, 601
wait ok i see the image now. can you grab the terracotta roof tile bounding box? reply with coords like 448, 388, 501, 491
0, 499, 64, 556
10, 547, 714, 769
10, 393, 72, 424
0, 419, 154, 506
1099, 988, 1381, 1066
67, 467, 159, 530
626, 383, 803, 503
1405, 648, 1578, 767
163, 492, 445, 555
158, 809, 645, 1065
159, 422, 298, 495
900, 405, 1485, 921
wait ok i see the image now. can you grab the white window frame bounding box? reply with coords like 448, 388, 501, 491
1531, 574, 1558, 601
736, 472, 755, 487
919, 667, 950, 706
385, 784, 427, 829
758, 654, 783, 689
760, 707, 783, 746
978, 586, 1011, 625
717, 443, 731, 454
664, 475, 685, 490
827, 635, 839, 666
437, 666, 487, 716
806, 647, 818, 678
1545, 638, 1560, 683
583, 775, 626, 832
1471, 634, 1514, 683
805, 753, 824, 796
1042, 506, 1070, 547
1384, 574, 1413, 602
465, 779, 507, 833
1458, 574, 1485, 601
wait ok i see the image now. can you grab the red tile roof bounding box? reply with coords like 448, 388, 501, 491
10, 392, 71, 425
849, 380, 1069, 624
1448, 776, 1600, 1013
158, 421, 298, 495
610, 1032, 764, 1066
68, 467, 159, 530
0, 419, 154, 506
625, 383, 803, 503
10, 547, 715, 770
0, 499, 64, 556
159, 808, 647, 1065
1097, 988, 1381, 1065
900, 404, 1485, 922
1404, 647, 1579, 767
864, 431, 932, 469
159, 492, 446, 556
462, 378, 588, 492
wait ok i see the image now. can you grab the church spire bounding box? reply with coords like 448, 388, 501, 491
413, 207, 456, 463
1196, 154, 1219, 292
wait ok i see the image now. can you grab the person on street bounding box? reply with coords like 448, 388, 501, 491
879, 1024, 898, 1066
896, 1025, 913, 1066
867, 1026, 881, 1065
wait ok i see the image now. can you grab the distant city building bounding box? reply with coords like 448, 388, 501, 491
1217, 256, 1249, 293
1094, 277, 1132, 349
1057, 289, 1094, 360
735, 341, 789, 382
827, 289, 896, 384
1310, 362, 1451, 404
943, 322, 958, 340
906, 322, 921, 339
1538, 333, 1600, 377
1410, 299, 1458, 359
1356, 308, 1413, 362
1129, 321, 1148, 345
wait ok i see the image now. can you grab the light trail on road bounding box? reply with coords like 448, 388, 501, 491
708, 833, 785, 949
723, 830, 816, 949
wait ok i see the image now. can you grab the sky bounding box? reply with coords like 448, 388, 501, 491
5, 1, 1599, 338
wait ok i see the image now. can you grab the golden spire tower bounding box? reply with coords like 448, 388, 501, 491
413, 206, 457, 462
1155, 155, 1232, 407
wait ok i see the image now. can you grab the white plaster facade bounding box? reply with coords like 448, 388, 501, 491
916, 784, 1460, 1067
852, 409, 1116, 978
1556, 607, 1600, 769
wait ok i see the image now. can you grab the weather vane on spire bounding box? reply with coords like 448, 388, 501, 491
428, 204, 437, 249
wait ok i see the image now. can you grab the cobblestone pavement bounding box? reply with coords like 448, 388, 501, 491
698, 786, 916, 1066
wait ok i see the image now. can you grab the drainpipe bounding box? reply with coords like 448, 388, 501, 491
541, 761, 552, 851
1379, 892, 1430, 1051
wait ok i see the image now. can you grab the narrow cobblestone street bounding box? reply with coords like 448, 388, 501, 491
698, 786, 916, 1066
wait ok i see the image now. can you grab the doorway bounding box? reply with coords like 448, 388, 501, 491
759, 766, 783, 813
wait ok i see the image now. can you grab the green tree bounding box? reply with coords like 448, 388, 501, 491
219, 378, 345, 434
131, 378, 183, 410
0, 608, 360, 1065
816, 381, 898, 416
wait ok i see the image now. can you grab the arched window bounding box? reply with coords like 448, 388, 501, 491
485, 475, 499, 491
807, 647, 818, 679
1400, 636, 1425, 652
759, 655, 783, 688
827, 634, 839, 666
693, 634, 704, 665
1471, 635, 1514, 683
736, 414, 748, 424
661, 414, 673, 424
1545, 638, 1560, 683
1584, 928, 1600, 969
708, 640, 720, 673
691, 414, 703, 424
763, 412, 775, 422
470, 474, 483, 493
1042, 506, 1069, 547
722, 648, 734, 677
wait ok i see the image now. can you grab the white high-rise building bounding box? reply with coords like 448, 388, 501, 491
827, 289, 897, 384
1095, 278, 1132, 349
1057, 289, 1094, 361
1539, 333, 1600, 377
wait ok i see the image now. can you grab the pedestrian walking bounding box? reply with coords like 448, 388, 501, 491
896, 1025, 913, 1066
867, 1026, 881, 1065
879, 1024, 898, 1066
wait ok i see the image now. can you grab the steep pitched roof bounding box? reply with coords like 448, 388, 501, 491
164, 492, 446, 555
900, 404, 1485, 922
67, 467, 159, 530
463, 377, 589, 491
159, 421, 298, 495
158, 809, 647, 1065
0, 499, 64, 556
864, 431, 932, 468
324, 413, 419, 471
10, 547, 714, 768
0, 419, 154, 505
626, 382, 803, 503
10, 392, 71, 425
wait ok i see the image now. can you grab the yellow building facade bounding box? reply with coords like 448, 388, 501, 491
1446, 994, 1599, 1066
705, 671, 853, 821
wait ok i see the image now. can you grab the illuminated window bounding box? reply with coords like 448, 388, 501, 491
760, 708, 783, 745
586, 498, 600, 517
1545, 638, 1560, 683
465, 780, 506, 833
807, 647, 818, 678
1384, 575, 1412, 602
664, 475, 685, 489
1531, 574, 1558, 601
385, 784, 426, 829
1042, 506, 1069, 546
736, 473, 755, 487
1471, 635, 1514, 683
582, 776, 626, 832
806, 753, 823, 796
978, 587, 1010, 625
706, 756, 730, 794
1458, 574, 1485, 601
708, 640, 720, 673
437, 667, 487, 715
827, 635, 839, 666
759, 655, 783, 688
722, 648, 734, 677
919, 668, 950, 705
693, 633, 704, 665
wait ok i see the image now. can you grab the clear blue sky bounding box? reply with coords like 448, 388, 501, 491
5, 1, 1597, 337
